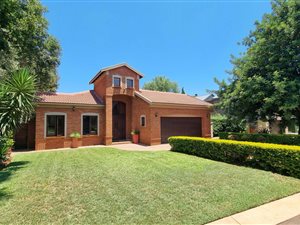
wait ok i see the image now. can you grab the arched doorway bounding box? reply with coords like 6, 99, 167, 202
113, 101, 126, 141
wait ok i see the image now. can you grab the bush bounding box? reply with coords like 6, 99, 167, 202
169, 136, 300, 179
219, 132, 300, 146
0, 137, 14, 168
211, 114, 246, 137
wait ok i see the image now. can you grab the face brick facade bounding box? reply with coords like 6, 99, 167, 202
15, 64, 212, 150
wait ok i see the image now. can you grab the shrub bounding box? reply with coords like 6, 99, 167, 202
219, 132, 300, 146
0, 137, 14, 168
211, 114, 246, 137
169, 136, 300, 179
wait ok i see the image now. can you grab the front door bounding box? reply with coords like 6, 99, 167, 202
113, 101, 126, 141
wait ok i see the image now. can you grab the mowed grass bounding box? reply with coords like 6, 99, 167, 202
1, 148, 300, 225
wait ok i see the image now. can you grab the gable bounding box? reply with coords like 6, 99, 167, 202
89, 63, 143, 84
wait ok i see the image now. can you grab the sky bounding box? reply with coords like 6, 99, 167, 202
42, 0, 271, 96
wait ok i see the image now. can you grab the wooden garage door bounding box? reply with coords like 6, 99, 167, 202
161, 117, 202, 143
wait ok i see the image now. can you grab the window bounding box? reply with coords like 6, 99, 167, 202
82, 115, 98, 135
113, 75, 121, 87
140, 115, 146, 127
46, 115, 65, 137
126, 78, 134, 88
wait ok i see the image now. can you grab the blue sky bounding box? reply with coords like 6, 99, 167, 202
42, 0, 271, 95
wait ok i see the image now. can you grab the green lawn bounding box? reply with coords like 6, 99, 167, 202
1, 148, 300, 225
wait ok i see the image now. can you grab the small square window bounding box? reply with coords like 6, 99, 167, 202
113, 76, 121, 87
126, 78, 134, 88
140, 116, 146, 127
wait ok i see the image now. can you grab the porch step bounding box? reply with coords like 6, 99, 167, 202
112, 140, 132, 145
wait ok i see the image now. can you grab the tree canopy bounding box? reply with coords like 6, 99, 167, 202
213, 0, 300, 134
0, 0, 61, 92
143, 76, 180, 93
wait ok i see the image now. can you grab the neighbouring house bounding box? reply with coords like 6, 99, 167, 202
198, 93, 299, 135
14, 63, 212, 150
197, 93, 219, 105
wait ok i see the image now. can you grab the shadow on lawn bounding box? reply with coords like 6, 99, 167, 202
0, 161, 30, 201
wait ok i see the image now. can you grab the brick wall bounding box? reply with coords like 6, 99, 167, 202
132, 96, 151, 145
93, 66, 140, 99
35, 106, 105, 150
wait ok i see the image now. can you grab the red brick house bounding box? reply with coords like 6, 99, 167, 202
14, 63, 212, 150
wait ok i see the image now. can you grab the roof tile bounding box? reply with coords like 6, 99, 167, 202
136, 89, 212, 107
38, 90, 103, 105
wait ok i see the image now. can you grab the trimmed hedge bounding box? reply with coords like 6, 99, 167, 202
219, 132, 300, 146
169, 136, 300, 179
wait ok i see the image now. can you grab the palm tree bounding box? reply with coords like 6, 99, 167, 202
0, 69, 37, 137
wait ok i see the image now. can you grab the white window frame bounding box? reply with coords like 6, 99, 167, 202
81, 113, 100, 136
44, 112, 67, 138
125, 77, 134, 88
112, 75, 122, 87
140, 115, 146, 127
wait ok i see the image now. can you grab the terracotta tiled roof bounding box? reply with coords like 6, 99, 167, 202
136, 89, 212, 107
38, 90, 103, 105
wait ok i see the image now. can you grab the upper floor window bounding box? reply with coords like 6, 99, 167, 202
140, 115, 146, 127
82, 114, 99, 135
46, 114, 65, 137
126, 77, 134, 88
113, 75, 121, 87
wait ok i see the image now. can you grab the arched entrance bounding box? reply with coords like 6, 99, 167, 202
113, 101, 126, 141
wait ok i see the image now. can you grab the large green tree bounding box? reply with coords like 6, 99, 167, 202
0, 0, 60, 92
143, 76, 180, 93
214, 0, 300, 134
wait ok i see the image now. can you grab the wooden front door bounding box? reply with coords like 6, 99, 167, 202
113, 101, 126, 141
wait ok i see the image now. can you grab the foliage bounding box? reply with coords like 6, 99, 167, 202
181, 87, 185, 94
169, 136, 300, 179
0, 0, 61, 92
70, 132, 81, 138
131, 129, 140, 135
219, 132, 300, 146
0, 137, 14, 162
213, 0, 300, 134
211, 114, 246, 136
1, 148, 300, 224
143, 76, 179, 93
0, 69, 36, 137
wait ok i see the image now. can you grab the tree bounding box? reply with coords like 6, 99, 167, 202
0, 69, 37, 137
181, 87, 185, 94
0, 0, 61, 92
143, 76, 180, 93
211, 114, 246, 137
214, 0, 300, 134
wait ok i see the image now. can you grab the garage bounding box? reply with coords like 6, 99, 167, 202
161, 117, 202, 143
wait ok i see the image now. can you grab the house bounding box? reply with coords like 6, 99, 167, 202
197, 93, 219, 105
14, 63, 212, 150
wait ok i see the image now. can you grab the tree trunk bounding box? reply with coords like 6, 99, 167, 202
297, 110, 300, 135
298, 118, 300, 135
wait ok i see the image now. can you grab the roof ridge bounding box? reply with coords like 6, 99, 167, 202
140, 89, 187, 95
